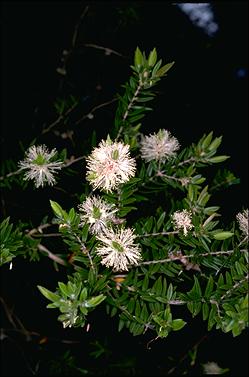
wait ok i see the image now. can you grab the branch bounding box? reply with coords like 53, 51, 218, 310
172, 156, 198, 168
37, 244, 67, 266
116, 83, 142, 140
138, 249, 248, 266
136, 230, 179, 238
220, 273, 249, 301
75, 97, 117, 125
41, 101, 78, 135
56, 5, 89, 76
63, 155, 86, 168
84, 43, 124, 57
0, 168, 23, 181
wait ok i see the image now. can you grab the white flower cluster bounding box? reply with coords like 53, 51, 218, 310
236, 209, 249, 240
78, 195, 141, 272
78, 195, 117, 235
171, 209, 193, 236
140, 129, 180, 163
86, 139, 136, 192
82, 139, 142, 271
18, 145, 63, 188
203, 361, 224, 375
95, 227, 141, 272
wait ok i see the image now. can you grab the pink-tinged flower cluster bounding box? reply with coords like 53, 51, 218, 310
236, 209, 249, 241
86, 139, 136, 192
171, 209, 193, 236
140, 129, 180, 163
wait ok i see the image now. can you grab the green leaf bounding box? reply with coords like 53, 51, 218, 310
208, 155, 230, 163
202, 131, 213, 148
140, 303, 149, 321
80, 287, 88, 301
204, 276, 214, 298
134, 46, 143, 67
151, 59, 162, 77
193, 276, 202, 298
157, 212, 166, 230
171, 319, 186, 331
110, 306, 118, 317
118, 319, 125, 332
188, 184, 194, 201
58, 282, 69, 298
235, 261, 244, 276
156, 61, 175, 77
127, 298, 136, 313
50, 200, 66, 220
68, 208, 75, 222
225, 271, 233, 286
148, 48, 157, 67
86, 294, 106, 308
81, 223, 89, 242
167, 283, 173, 300
208, 136, 222, 151
142, 274, 149, 291
135, 300, 141, 317
213, 232, 234, 240
202, 302, 209, 321
37, 285, 60, 302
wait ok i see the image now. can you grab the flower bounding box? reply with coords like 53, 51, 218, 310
171, 209, 193, 236
140, 129, 180, 163
18, 145, 63, 188
203, 361, 225, 375
236, 209, 249, 240
78, 195, 118, 235
86, 139, 136, 192
95, 227, 142, 272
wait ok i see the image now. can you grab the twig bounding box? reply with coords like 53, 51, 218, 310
136, 231, 179, 238
140, 171, 189, 188
75, 97, 117, 125
41, 101, 78, 135
116, 83, 142, 141
172, 156, 198, 168
138, 249, 247, 266
146, 335, 160, 350
167, 334, 209, 374
220, 273, 249, 301
0, 296, 81, 344
37, 244, 66, 266
84, 43, 124, 57
56, 6, 90, 77
27, 223, 53, 236
0, 296, 32, 341
63, 155, 86, 167
0, 168, 23, 181
31, 233, 61, 238
72, 6, 89, 49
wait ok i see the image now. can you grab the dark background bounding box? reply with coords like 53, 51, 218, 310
0, 1, 248, 376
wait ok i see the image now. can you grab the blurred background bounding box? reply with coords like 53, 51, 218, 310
1, 1, 248, 375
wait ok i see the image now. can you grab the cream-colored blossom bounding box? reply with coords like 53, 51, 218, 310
236, 209, 249, 240
203, 361, 224, 375
140, 129, 180, 163
86, 139, 136, 192
95, 227, 142, 271
172, 209, 193, 236
78, 196, 118, 235
18, 145, 63, 188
